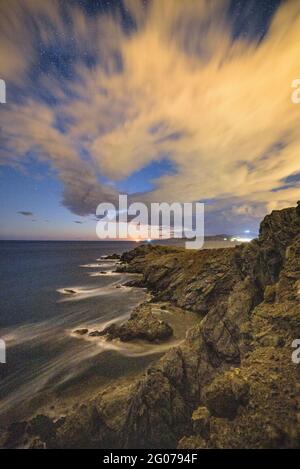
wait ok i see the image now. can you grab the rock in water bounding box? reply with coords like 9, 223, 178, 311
88, 331, 102, 337
100, 304, 173, 342
73, 328, 88, 335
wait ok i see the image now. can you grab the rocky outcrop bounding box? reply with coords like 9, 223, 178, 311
191, 406, 210, 438
72, 303, 174, 343
73, 328, 88, 335
121, 245, 243, 316
117, 203, 300, 448
99, 304, 173, 343
2, 203, 300, 449
101, 253, 121, 260
203, 368, 250, 419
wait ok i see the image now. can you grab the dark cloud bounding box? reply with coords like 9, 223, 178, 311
18, 211, 34, 216
62, 176, 119, 216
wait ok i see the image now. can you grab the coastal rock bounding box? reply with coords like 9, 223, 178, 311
123, 368, 191, 448
0, 421, 27, 448
240, 205, 300, 287
26, 415, 56, 442
101, 253, 120, 260
203, 369, 249, 419
116, 204, 300, 448
177, 435, 208, 449
28, 437, 46, 449
191, 406, 210, 438
53, 405, 113, 449
3, 203, 300, 449
276, 236, 300, 302
88, 330, 102, 337
100, 304, 173, 343
264, 284, 277, 303
122, 278, 145, 288
74, 328, 88, 335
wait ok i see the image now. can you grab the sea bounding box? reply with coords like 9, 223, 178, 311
0, 240, 198, 426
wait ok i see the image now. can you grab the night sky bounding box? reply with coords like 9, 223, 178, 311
0, 0, 299, 240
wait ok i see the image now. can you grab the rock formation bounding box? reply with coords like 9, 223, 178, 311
1, 203, 300, 449
98, 304, 173, 343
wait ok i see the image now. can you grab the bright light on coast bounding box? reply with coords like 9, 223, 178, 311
231, 236, 252, 243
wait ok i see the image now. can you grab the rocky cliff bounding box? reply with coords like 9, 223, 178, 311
1, 203, 300, 449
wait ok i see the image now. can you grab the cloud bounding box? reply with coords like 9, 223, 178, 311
1, 0, 300, 223
18, 211, 34, 217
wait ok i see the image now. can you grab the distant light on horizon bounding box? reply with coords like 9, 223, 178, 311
231, 236, 253, 243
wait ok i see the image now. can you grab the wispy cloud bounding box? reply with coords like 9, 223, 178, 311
1, 0, 300, 224
17, 211, 34, 217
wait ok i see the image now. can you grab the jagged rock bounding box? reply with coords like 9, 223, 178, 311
203, 369, 250, 419
264, 284, 277, 303
100, 304, 173, 343
115, 205, 299, 447
206, 347, 300, 448
28, 438, 46, 449
239, 321, 252, 341
27, 415, 56, 442
88, 330, 102, 337
276, 236, 300, 302
53, 405, 112, 449
74, 328, 88, 335
191, 406, 210, 438
101, 253, 120, 260
122, 278, 145, 288
241, 205, 300, 288
123, 369, 191, 448
177, 435, 208, 449
1, 421, 27, 448
254, 332, 284, 347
